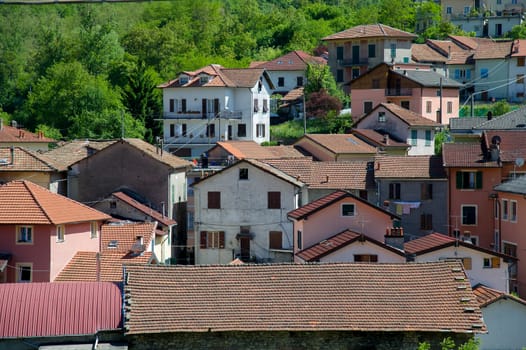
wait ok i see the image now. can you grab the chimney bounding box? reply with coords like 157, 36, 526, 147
385, 227, 404, 250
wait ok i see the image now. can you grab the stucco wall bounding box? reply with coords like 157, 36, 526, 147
318, 241, 405, 263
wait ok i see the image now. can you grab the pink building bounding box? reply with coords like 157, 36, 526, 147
0, 180, 110, 283
350, 63, 462, 125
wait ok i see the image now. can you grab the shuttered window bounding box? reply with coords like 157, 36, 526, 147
268, 192, 281, 209
269, 231, 282, 249
200, 231, 225, 249
208, 191, 221, 209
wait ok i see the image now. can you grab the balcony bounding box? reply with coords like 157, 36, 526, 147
338, 58, 369, 66
163, 110, 243, 120
385, 88, 413, 96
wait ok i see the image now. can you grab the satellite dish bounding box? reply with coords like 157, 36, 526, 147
516, 158, 525, 167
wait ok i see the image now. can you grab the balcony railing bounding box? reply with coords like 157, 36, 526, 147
163, 110, 243, 120
385, 88, 413, 96
338, 58, 369, 66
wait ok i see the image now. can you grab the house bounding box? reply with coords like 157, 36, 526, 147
293, 133, 377, 162
0, 119, 55, 151
0, 180, 110, 283
249, 50, 326, 95
322, 24, 417, 93
442, 130, 526, 253
158, 64, 275, 158
295, 229, 406, 263
192, 158, 306, 264
473, 284, 526, 350
509, 39, 526, 103
0, 282, 125, 349
123, 262, 485, 349
287, 190, 400, 258
494, 175, 526, 296
404, 232, 513, 293
374, 155, 448, 239
351, 128, 410, 156
353, 102, 442, 155
92, 191, 177, 264
349, 62, 462, 124
55, 222, 159, 282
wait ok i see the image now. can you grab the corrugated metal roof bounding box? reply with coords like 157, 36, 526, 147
0, 282, 122, 338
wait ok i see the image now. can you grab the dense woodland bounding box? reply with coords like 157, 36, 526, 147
0, 0, 489, 142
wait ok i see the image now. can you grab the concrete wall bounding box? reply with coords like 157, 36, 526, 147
477, 298, 526, 350
317, 241, 405, 263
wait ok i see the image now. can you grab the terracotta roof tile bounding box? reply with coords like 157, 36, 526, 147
374, 155, 447, 178
41, 139, 116, 171
382, 103, 442, 126
281, 86, 304, 101
251, 50, 326, 71
351, 129, 409, 149
0, 282, 121, 338
472, 284, 526, 307
124, 262, 485, 334
0, 123, 55, 144
483, 130, 526, 161
214, 141, 305, 160
0, 180, 110, 224
323, 24, 417, 41
0, 147, 59, 172
101, 221, 156, 253
472, 40, 512, 59
511, 39, 526, 57
116, 139, 193, 170
411, 43, 449, 64
442, 143, 497, 168
112, 192, 177, 227
296, 134, 378, 155
55, 251, 156, 282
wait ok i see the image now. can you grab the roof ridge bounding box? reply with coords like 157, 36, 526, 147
23, 180, 54, 224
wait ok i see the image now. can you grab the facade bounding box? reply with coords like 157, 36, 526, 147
374, 155, 448, 239
192, 159, 306, 264
353, 102, 442, 156
350, 63, 462, 124
322, 24, 417, 93
0, 180, 110, 283
158, 64, 274, 158
123, 262, 484, 349
287, 190, 400, 259
509, 39, 526, 103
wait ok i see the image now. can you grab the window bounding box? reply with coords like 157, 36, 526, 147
425, 130, 431, 146
16, 226, 33, 244
461, 205, 477, 225
237, 124, 246, 137
179, 75, 189, 84
464, 6, 470, 14
364, 101, 373, 113
268, 191, 281, 209
17, 263, 32, 282
181, 99, 187, 113
378, 111, 386, 122
169, 124, 175, 137
297, 77, 304, 87
56, 225, 65, 242
90, 222, 98, 239
497, 0, 502, 4
421, 183, 433, 200
518, 57, 525, 67
169, 99, 175, 113
483, 257, 501, 268
372, 79, 380, 89
503, 242, 517, 257
390, 43, 396, 58
456, 171, 482, 189
263, 99, 269, 113
389, 183, 401, 200
495, 23, 502, 36
269, 231, 282, 249
239, 168, 248, 180
278, 77, 285, 87
208, 191, 221, 209
352, 68, 360, 79
517, 74, 525, 84
206, 124, 215, 138
401, 101, 410, 109
368, 44, 376, 58
341, 203, 355, 217
420, 213, 433, 230
110, 201, 117, 209
410, 130, 418, 146
481, 68, 489, 78
336, 69, 344, 83
336, 46, 344, 60
502, 199, 509, 220
297, 230, 302, 250
182, 124, 187, 137
446, 101, 453, 114
426, 101, 432, 113
200, 231, 225, 249
354, 254, 378, 262
446, 6, 452, 14
511, 200, 517, 222
254, 99, 259, 112
256, 124, 265, 138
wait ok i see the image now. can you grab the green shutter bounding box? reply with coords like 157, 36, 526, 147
476, 171, 483, 189
456, 171, 462, 189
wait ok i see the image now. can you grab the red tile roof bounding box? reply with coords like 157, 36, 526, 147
0, 122, 55, 144
112, 192, 177, 227
442, 143, 498, 168
351, 129, 409, 149
214, 140, 306, 160
296, 230, 405, 262
251, 50, 326, 71
0, 282, 121, 338
323, 24, 417, 41
511, 39, 526, 57
287, 190, 398, 221
378, 103, 442, 127
472, 284, 526, 307
101, 221, 156, 253
41, 139, 116, 171
374, 155, 447, 178
296, 134, 378, 155
0, 180, 110, 224
483, 130, 526, 162
123, 262, 485, 334
0, 147, 59, 172
55, 251, 156, 282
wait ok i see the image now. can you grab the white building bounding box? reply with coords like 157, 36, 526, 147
192, 158, 307, 265
159, 64, 274, 158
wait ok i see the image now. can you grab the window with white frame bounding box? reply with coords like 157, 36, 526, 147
199, 231, 225, 249
446, 7, 452, 14
256, 124, 265, 138
425, 130, 431, 146
461, 205, 477, 225
511, 200, 517, 222
502, 199, 509, 220
426, 101, 432, 113
456, 171, 482, 189
17, 263, 32, 282
341, 203, 355, 216
483, 257, 500, 268
378, 111, 386, 122
16, 226, 33, 244
56, 225, 65, 242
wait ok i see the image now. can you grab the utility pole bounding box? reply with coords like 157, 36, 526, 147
303, 88, 307, 135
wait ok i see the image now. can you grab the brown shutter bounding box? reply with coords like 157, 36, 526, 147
462, 257, 472, 270
219, 231, 225, 249
491, 257, 500, 268
200, 231, 207, 249
269, 231, 282, 249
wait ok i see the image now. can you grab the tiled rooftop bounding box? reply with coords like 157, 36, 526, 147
112, 191, 177, 227
472, 284, 526, 307
494, 175, 526, 195
374, 155, 447, 178
323, 24, 417, 41
250, 50, 326, 71
351, 129, 409, 149
0, 122, 55, 144
476, 106, 526, 130
101, 221, 156, 253
41, 139, 116, 171
214, 140, 306, 160
0, 147, 59, 172
296, 134, 378, 155
0, 282, 121, 338
0, 180, 110, 224
124, 262, 485, 334
442, 143, 498, 168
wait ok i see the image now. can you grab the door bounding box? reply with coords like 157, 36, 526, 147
240, 237, 250, 262
227, 125, 232, 140
352, 45, 360, 64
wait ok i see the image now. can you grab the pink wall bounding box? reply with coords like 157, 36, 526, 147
350, 90, 386, 118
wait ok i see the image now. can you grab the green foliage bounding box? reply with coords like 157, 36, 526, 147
270, 117, 349, 143
507, 23, 526, 39
418, 337, 479, 350
491, 100, 512, 116
35, 124, 63, 141
418, 342, 431, 350
434, 128, 450, 155
441, 337, 456, 350
419, 21, 474, 41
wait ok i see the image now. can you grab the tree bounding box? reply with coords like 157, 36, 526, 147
305, 89, 342, 119
304, 63, 346, 103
